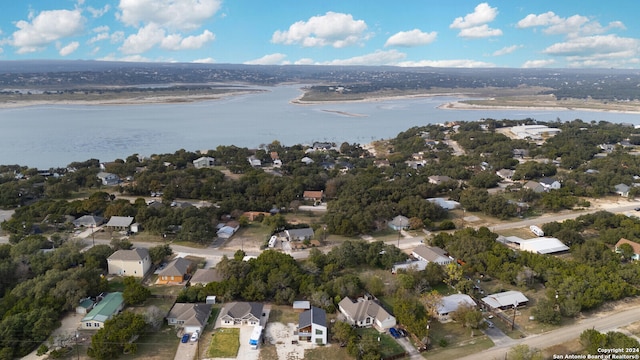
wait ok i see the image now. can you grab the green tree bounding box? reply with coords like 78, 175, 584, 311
148, 244, 173, 265
122, 277, 150, 306
87, 312, 147, 360
507, 344, 544, 360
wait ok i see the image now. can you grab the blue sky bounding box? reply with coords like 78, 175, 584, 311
0, 0, 638, 68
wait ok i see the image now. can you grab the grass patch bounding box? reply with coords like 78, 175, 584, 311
258, 342, 279, 360
542, 338, 583, 359
425, 336, 494, 360
267, 305, 299, 324
207, 327, 240, 358
120, 325, 179, 360
427, 320, 494, 357
304, 345, 355, 360
356, 328, 405, 358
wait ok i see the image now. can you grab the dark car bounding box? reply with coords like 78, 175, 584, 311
181, 334, 190, 343
398, 328, 408, 337
389, 328, 401, 339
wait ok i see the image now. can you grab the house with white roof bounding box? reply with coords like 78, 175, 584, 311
481, 291, 529, 311
193, 156, 215, 169
436, 294, 477, 322
411, 245, 453, 265
519, 237, 569, 255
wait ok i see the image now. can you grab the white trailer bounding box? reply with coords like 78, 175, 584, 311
530, 225, 544, 237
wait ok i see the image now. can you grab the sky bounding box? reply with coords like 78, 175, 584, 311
0, 0, 638, 68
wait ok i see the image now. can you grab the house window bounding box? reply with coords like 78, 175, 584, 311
86, 323, 91, 327
94, 323, 100, 327
315, 329, 323, 335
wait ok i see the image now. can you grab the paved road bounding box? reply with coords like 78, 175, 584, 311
459, 301, 640, 360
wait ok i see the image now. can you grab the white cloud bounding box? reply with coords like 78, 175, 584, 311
397, 59, 495, 68
88, 32, 110, 44
294, 58, 315, 65
320, 50, 406, 66
119, 23, 166, 54
450, 3, 498, 29
87, 5, 110, 18
458, 24, 502, 39
161, 30, 215, 50
449, 3, 501, 39
111, 31, 125, 44
93, 25, 110, 33
543, 34, 638, 57
11, 9, 84, 53
0, 48, 3, 55
100, 53, 152, 62
244, 53, 288, 65
117, 0, 222, 31
522, 59, 556, 68
493, 45, 522, 56
193, 57, 215, 63
58, 41, 79, 56
517, 11, 627, 37
271, 11, 368, 48
385, 29, 437, 47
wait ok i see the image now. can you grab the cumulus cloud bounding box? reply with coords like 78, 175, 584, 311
160, 30, 215, 50
493, 45, 522, 56
58, 41, 79, 56
294, 58, 315, 65
449, 3, 501, 39
450, 3, 498, 29
11, 9, 84, 53
244, 53, 288, 65
397, 59, 495, 68
517, 11, 626, 37
271, 11, 368, 48
117, 0, 222, 31
543, 34, 638, 57
88, 32, 110, 45
458, 24, 502, 38
385, 29, 437, 47
120, 24, 214, 54
522, 59, 556, 68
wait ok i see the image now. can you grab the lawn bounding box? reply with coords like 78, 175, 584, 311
120, 325, 179, 360
266, 305, 300, 324
356, 328, 405, 358
304, 345, 355, 360
207, 327, 240, 358
426, 319, 494, 359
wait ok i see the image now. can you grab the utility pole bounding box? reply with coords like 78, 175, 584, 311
75, 332, 80, 360
91, 224, 95, 247
511, 302, 517, 330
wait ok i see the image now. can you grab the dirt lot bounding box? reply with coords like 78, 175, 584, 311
264, 322, 319, 360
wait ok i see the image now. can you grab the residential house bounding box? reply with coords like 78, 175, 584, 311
428, 175, 453, 185
338, 296, 396, 331
76, 297, 95, 315
217, 221, 240, 239
615, 238, 640, 261
107, 248, 151, 277
481, 291, 529, 311
72, 215, 104, 228
97, 172, 120, 186
388, 215, 410, 231
298, 307, 327, 345
303, 190, 324, 203
166, 303, 213, 334
293, 301, 311, 312
193, 156, 215, 169
301, 157, 314, 165
411, 245, 454, 265
190, 268, 223, 285
614, 183, 631, 197
391, 260, 428, 274
248, 156, 262, 167
104, 216, 134, 231
80, 292, 124, 329
523, 181, 545, 193
436, 294, 477, 322
219, 302, 264, 327
157, 257, 192, 284
518, 237, 569, 255
539, 177, 561, 190
496, 169, 515, 181
285, 228, 315, 241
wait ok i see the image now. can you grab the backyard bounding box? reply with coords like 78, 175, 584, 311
207, 327, 240, 358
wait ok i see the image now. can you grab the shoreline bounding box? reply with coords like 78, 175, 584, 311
438, 100, 640, 114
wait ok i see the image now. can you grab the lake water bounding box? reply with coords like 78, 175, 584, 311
2, 84, 639, 168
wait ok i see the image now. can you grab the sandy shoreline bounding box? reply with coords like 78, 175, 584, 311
438, 100, 640, 114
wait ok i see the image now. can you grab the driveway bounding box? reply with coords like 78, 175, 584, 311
173, 334, 199, 360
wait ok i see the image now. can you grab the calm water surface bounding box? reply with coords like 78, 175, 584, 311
2, 84, 639, 168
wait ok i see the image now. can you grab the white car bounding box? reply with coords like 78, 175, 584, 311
190, 331, 199, 342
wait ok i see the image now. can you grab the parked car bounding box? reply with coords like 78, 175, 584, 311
389, 328, 401, 339
485, 320, 494, 328
398, 328, 408, 337
191, 331, 199, 342
181, 334, 190, 343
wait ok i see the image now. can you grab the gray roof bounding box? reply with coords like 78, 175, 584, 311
412, 245, 451, 264
389, 215, 410, 227
299, 306, 326, 329
286, 228, 314, 240
222, 302, 263, 321
159, 257, 192, 277
73, 215, 104, 227
338, 297, 392, 324
190, 268, 223, 284
108, 248, 149, 261
105, 216, 134, 228
482, 291, 529, 309
166, 303, 212, 327
437, 294, 476, 315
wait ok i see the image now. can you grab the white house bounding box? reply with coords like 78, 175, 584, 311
219, 302, 263, 327
338, 296, 396, 331
298, 307, 327, 345
166, 303, 213, 334
107, 248, 151, 277
437, 294, 477, 322
539, 177, 561, 190
481, 291, 529, 311
193, 156, 215, 169
411, 245, 454, 265
97, 172, 120, 186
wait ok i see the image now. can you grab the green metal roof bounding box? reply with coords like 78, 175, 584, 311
82, 292, 123, 323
